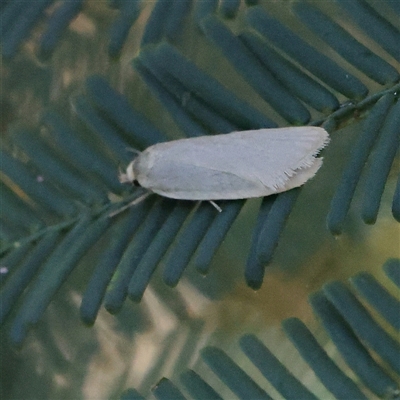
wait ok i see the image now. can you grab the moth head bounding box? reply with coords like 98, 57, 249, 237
119, 161, 136, 184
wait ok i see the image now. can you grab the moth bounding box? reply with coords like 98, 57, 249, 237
118, 127, 329, 211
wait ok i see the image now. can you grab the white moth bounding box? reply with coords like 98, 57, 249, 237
119, 127, 329, 208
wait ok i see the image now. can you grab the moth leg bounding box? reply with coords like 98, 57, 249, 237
109, 192, 152, 217
209, 200, 222, 213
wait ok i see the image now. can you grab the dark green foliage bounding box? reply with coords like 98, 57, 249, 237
202, 347, 272, 399
133, 57, 238, 135
240, 335, 318, 400
152, 377, 187, 400
323, 281, 400, 373
327, 93, 396, 233
384, 258, 400, 286
85, 75, 168, 148
1, 149, 76, 216
128, 201, 195, 302
108, 0, 141, 58
120, 388, 145, 400
38, 0, 84, 60
123, 260, 399, 399
246, 6, 369, 99
200, 15, 311, 124
1, 0, 54, 59
219, 0, 240, 19
245, 195, 277, 289
238, 31, 340, 113
294, 3, 399, 85
180, 370, 223, 400
310, 291, 398, 397
194, 199, 245, 274
162, 201, 219, 287
104, 198, 175, 313
9, 215, 110, 346
361, 99, 400, 223
0, 2, 398, 396
351, 272, 400, 330
335, 0, 400, 60
283, 317, 368, 399
80, 199, 156, 324
393, 175, 400, 221
138, 42, 276, 129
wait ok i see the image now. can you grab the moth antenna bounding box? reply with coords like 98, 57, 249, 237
126, 147, 141, 156
109, 192, 152, 217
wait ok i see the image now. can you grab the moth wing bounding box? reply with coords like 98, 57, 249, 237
192, 127, 328, 189
138, 127, 328, 200
141, 161, 272, 200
